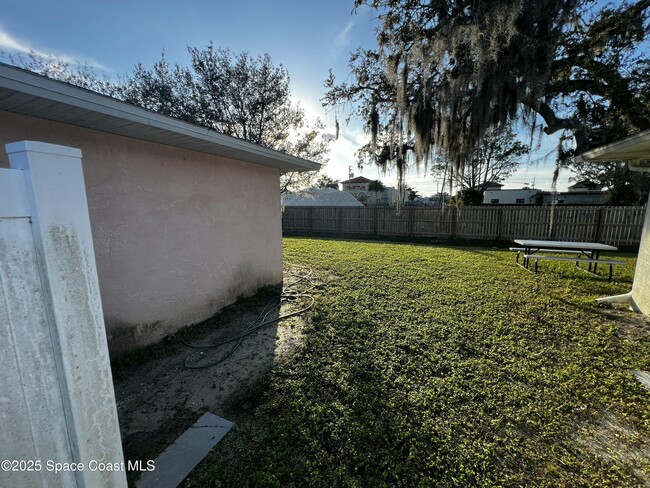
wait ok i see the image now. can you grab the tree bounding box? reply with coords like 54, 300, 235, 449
454, 189, 483, 206
120, 45, 329, 192
119, 55, 199, 123
315, 174, 340, 189
406, 187, 419, 201
433, 127, 528, 193
325, 1, 650, 192
368, 180, 386, 193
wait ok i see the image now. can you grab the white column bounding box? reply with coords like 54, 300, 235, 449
6, 141, 127, 488
631, 196, 650, 314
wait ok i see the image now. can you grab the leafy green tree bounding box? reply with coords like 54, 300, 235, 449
3, 45, 329, 193
325, 0, 650, 191
368, 179, 386, 193
121, 44, 329, 192
455, 189, 484, 206
406, 186, 419, 201
432, 127, 528, 196
315, 174, 340, 189
120, 55, 199, 123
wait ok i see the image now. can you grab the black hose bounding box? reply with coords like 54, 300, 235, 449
183, 265, 322, 369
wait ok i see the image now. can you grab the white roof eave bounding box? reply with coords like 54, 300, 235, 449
0, 63, 320, 173
577, 129, 650, 163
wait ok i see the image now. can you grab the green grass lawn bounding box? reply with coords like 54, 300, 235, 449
206, 238, 650, 487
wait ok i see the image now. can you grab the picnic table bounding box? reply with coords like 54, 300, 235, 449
511, 239, 623, 279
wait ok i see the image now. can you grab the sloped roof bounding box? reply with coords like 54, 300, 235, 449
282, 188, 364, 206
0, 63, 320, 173
568, 180, 602, 190
473, 181, 503, 190
341, 176, 373, 184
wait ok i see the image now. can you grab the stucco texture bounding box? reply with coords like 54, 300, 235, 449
0, 111, 283, 356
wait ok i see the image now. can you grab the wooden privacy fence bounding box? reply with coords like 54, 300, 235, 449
282, 205, 646, 246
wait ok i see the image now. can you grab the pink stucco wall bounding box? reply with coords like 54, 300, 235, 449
0, 111, 283, 356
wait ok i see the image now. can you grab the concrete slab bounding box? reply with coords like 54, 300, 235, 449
135, 412, 233, 488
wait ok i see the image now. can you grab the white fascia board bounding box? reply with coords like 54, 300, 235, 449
577, 129, 650, 163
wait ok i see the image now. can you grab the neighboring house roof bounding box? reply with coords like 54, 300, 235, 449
482, 181, 504, 189
282, 188, 364, 206
568, 180, 602, 191
484, 188, 539, 193
0, 63, 320, 173
341, 176, 373, 184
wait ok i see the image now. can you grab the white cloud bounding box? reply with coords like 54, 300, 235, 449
0, 29, 30, 53
290, 94, 326, 125
324, 130, 363, 180
0, 27, 109, 71
334, 20, 355, 50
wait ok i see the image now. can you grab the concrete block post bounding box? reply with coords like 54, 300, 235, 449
4, 141, 127, 488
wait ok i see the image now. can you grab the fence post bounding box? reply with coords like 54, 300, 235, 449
409, 208, 415, 237
594, 207, 605, 242
497, 207, 503, 241
548, 205, 556, 240
2, 141, 127, 488
309, 206, 314, 234
373, 207, 379, 236
452, 206, 458, 239
338, 207, 343, 234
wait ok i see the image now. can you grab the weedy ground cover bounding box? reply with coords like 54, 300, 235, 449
200, 238, 650, 487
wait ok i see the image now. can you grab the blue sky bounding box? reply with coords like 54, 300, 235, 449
0, 0, 571, 193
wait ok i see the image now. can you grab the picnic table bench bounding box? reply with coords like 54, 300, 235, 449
512, 239, 624, 280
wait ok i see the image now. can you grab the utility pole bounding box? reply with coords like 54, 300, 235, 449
347, 165, 354, 194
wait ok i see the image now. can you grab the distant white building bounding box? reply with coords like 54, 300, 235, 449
540, 190, 605, 205
369, 186, 401, 205
483, 182, 605, 205
545, 180, 605, 204
483, 188, 541, 204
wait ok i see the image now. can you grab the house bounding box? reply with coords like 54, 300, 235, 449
577, 130, 650, 315
483, 188, 541, 204
482, 181, 504, 191
368, 185, 401, 206
341, 175, 373, 204
540, 180, 605, 204
483, 185, 605, 205
0, 63, 319, 356
539, 190, 605, 205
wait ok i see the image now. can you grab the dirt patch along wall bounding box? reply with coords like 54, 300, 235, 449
0, 111, 284, 356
